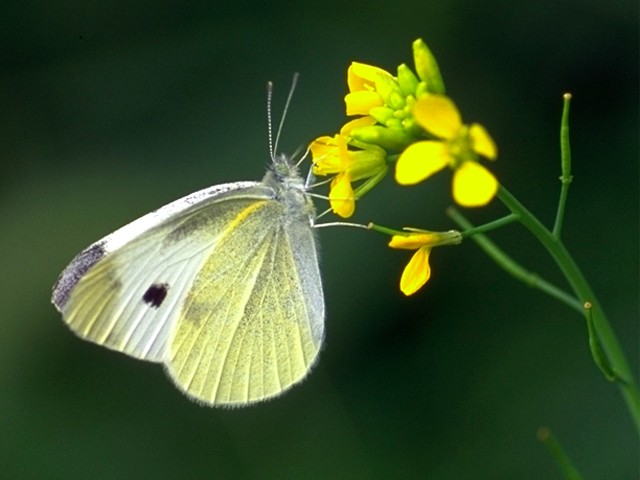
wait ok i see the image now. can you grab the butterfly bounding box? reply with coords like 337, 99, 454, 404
52, 77, 324, 406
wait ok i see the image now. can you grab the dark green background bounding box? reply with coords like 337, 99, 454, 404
1, 1, 637, 478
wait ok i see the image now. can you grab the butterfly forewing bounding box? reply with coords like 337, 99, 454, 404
54, 183, 272, 361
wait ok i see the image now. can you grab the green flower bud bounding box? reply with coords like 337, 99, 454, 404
369, 106, 396, 125
397, 63, 419, 96
374, 73, 403, 107
412, 38, 445, 94
351, 125, 414, 152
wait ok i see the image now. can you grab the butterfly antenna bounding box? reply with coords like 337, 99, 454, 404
266, 81, 276, 162
271, 72, 300, 160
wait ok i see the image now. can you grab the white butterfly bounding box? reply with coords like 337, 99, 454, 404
52, 78, 324, 406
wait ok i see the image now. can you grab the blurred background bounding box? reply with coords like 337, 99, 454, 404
1, 0, 637, 478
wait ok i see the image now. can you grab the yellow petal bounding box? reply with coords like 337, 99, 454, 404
309, 136, 335, 157
311, 134, 352, 176
413, 95, 462, 139
399, 247, 432, 296
329, 174, 355, 218
389, 233, 439, 250
340, 116, 377, 135
395, 141, 450, 185
310, 137, 341, 175
469, 123, 497, 160
452, 162, 498, 207
348, 62, 392, 92
345, 91, 384, 116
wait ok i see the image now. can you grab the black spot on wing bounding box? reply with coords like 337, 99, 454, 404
143, 283, 169, 308
52, 242, 106, 310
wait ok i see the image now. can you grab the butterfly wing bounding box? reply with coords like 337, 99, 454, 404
53, 181, 267, 360
166, 198, 324, 405
52, 180, 324, 405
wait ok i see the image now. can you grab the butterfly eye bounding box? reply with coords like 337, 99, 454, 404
142, 283, 169, 308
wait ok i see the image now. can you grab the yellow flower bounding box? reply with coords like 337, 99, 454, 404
310, 135, 354, 217
395, 95, 498, 207
310, 134, 387, 218
339, 40, 447, 154
345, 62, 394, 116
388, 229, 461, 296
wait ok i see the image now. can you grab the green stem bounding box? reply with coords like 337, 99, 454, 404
367, 222, 410, 237
584, 302, 617, 381
498, 185, 640, 432
454, 212, 519, 238
553, 94, 574, 238
448, 208, 583, 313
537, 427, 583, 480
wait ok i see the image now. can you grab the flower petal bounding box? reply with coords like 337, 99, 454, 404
413, 95, 462, 139
329, 174, 356, 218
395, 141, 450, 185
452, 162, 498, 207
469, 123, 497, 160
399, 247, 432, 296
389, 233, 439, 250
310, 136, 341, 175
340, 116, 377, 135
348, 62, 393, 92
345, 91, 384, 116
309, 135, 335, 156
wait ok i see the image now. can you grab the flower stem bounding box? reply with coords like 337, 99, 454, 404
553, 94, 574, 238
498, 185, 640, 432
453, 212, 519, 238
537, 427, 584, 480
448, 208, 582, 313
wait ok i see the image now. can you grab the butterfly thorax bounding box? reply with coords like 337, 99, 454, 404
264, 154, 316, 224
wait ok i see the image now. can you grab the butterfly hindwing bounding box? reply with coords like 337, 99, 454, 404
167, 197, 324, 405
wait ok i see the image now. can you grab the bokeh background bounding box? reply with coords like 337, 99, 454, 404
1, 1, 637, 478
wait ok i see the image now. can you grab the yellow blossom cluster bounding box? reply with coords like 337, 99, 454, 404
310, 39, 498, 295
